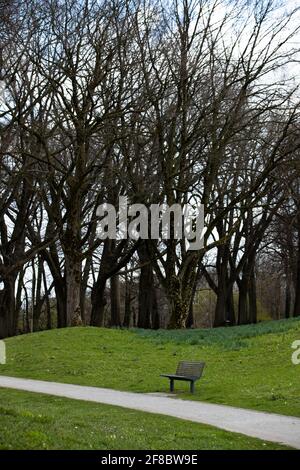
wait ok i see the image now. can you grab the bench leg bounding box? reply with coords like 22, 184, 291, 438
190, 381, 195, 394
170, 379, 174, 392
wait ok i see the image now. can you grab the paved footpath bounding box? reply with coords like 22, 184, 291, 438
0, 375, 300, 449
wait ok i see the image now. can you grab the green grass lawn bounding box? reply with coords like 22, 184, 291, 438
0, 388, 291, 450
1, 317, 300, 417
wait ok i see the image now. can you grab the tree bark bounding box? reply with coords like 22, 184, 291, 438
15, 270, 24, 328
43, 268, 52, 330
90, 277, 107, 327
166, 253, 198, 329
167, 276, 194, 329
186, 301, 194, 328
151, 294, 160, 330
238, 275, 249, 325
80, 254, 93, 325
42, 247, 67, 328
54, 281, 67, 328
248, 263, 257, 324
33, 257, 43, 332
285, 276, 291, 319
90, 240, 114, 327
0, 275, 17, 339
110, 274, 121, 327
138, 243, 158, 329
213, 243, 235, 327
293, 210, 300, 317
123, 281, 131, 328
65, 254, 82, 326
226, 283, 236, 325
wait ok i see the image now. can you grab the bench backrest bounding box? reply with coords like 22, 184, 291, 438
176, 361, 205, 378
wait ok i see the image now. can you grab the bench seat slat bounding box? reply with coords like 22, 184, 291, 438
160, 374, 198, 381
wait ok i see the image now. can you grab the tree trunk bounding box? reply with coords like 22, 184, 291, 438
285, 277, 291, 319
0, 276, 17, 339
33, 257, 43, 332
123, 281, 132, 328
80, 255, 92, 325
214, 288, 227, 327
238, 253, 257, 325
238, 275, 249, 325
15, 270, 24, 329
248, 264, 257, 324
42, 247, 67, 328
23, 282, 30, 333
90, 278, 107, 327
151, 292, 160, 330
137, 243, 159, 329
186, 267, 201, 328
90, 239, 113, 327
186, 301, 194, 328
65, 255, 82, 326
166, 254, 198, 329
123, 265, 133, 328
293, 210, 300, 317
54, 281, 67, 328
168, 299, 190, 328
226, 283, 236, 325
213, 245, 235, 327
46, 296, 51, 330
110, 274, 121, 327
167, 276, 192, 329
214, 267, 236, 326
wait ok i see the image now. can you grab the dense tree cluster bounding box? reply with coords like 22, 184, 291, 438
1, 0, 300, 338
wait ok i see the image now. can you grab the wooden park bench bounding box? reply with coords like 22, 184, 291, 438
160, 361, 205, 393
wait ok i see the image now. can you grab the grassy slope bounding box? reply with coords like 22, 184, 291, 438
1, 318, 300, 416
0, 388, 290, 450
